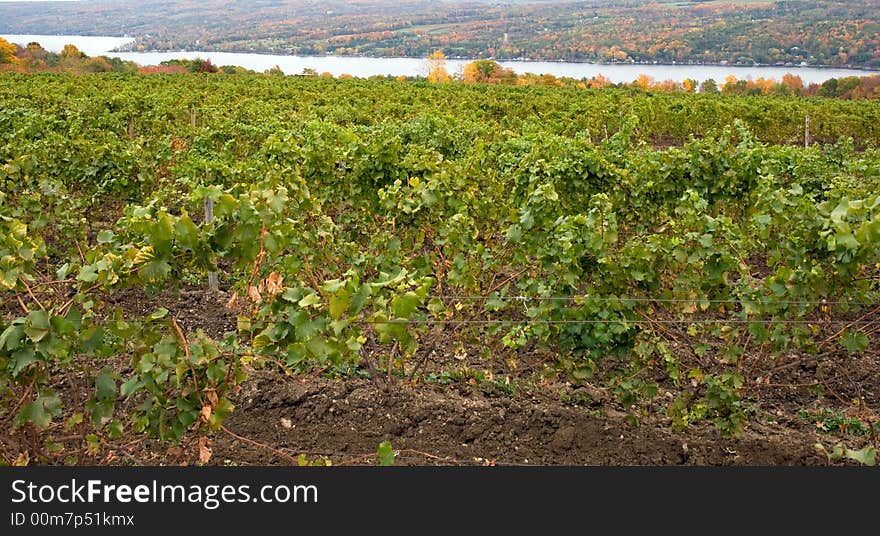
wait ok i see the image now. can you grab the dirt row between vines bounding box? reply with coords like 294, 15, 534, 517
94, 286, 878, 466
5, 284, 874, 466
202, 371, 825, 466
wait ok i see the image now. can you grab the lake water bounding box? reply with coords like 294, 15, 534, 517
3, 34, 877, 84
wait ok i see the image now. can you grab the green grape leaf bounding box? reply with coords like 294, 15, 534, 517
377, 440, 396, 466
24, 310, 50, 342
845, 446, 876, 467
390, 292, 421, 319
841, 330, 869, 355
95, 367, 117, 401
138, 259, 172, 282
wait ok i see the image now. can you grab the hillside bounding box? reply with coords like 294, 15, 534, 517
1, 0, 878, 68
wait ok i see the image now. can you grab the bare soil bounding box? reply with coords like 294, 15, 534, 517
209, 371, 825, 466
4, 284, 877, 466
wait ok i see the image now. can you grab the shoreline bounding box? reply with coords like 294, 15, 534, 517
112, 47, 880, 73
4, 33, 878, 74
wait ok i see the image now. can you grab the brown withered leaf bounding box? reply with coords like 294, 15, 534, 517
246, 285, 262, 304
265, 271, 284, 298
198, 437, 212, 464
225, 291, 239, 309
200, 405, 212, 423
204, 388, 219, 407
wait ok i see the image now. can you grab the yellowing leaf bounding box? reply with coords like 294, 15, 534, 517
133, 245, 155, 265
13, 451, 30, 466
298, 293, 322, 308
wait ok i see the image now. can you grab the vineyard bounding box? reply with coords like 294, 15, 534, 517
1, 72, 879, 466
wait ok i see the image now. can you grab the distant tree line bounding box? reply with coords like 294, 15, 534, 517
426, 53, 880, 100
2, 39, 877, 101
0, 39, 139, 73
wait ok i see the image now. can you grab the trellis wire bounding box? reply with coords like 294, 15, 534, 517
362, 318, 877, 326
423, 295, 875, 306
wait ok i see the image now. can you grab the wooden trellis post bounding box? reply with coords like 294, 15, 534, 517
191, 104, 219, 293
205, 195, 219, 293
805, 114, 811, 148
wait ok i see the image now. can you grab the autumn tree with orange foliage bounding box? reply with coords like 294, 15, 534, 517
540, 73, 562, 87
586, 74, 613, 88
633, 74, 654, 91
781, 73, 804, 93
61, 44, 85, 59
17, 42, 51, 70
655, 79, 681, 92
0, 37, 20, 65
721, 75, 749, 95
516, 72, 561, 87
462, 60, 516, 84
426, 50, 450, 83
